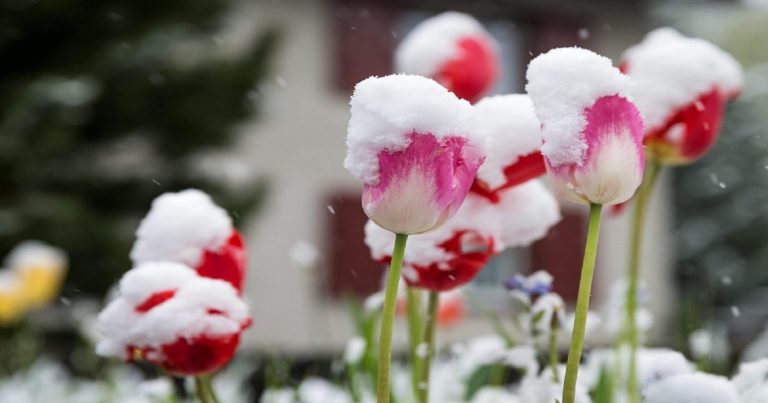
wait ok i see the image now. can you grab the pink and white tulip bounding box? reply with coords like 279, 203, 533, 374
345, 75, 484, 235
130, 189, 247, 292
526, 47, 645, 206
395, 12, 498, 103
621, 28, 743, 165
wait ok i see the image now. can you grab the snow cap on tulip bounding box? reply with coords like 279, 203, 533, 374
471, 95, 547, 201
526, 47, 645, 206
364, 180, 559, 291
622, 28, 743, 164
345, 74, 484, 235
130, 189, 246, 291
96, 262, 250, 375
643, 373, 739, 403
395, 12, 498, 103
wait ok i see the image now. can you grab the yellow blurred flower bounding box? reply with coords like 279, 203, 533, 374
0, 270, 26, 324
6, 241, 68, 309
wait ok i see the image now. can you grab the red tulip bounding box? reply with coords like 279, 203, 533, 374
97, 262, 251, 375
621, 28, 743, 165
395, 12, 498, 103
131, 190, 248, 292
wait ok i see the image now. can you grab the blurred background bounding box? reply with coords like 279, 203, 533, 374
1, 0, 767, 399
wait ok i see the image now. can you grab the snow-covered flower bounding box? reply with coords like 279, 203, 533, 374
395, 12, 498, 103
470, 95, 546, 201
732, 359, 768, 403
365, 181, 558, 291
504, 271, 553, 298
96, 262, 251, 375
531, 292, 566, 336
131, 189, 247, 292
643, 372, 739, 403
526, 47, 645, 206
345, 75, 484, 235
6, 241, 67, 309
621, 28, 743, 165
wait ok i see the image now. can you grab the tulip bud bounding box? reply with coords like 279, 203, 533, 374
345, 75, 484, 235
131, 189, 247, 292
526, 47, 645, 206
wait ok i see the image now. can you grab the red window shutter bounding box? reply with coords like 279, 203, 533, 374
325, 193, 384, 298
333, 0, 396, 93
530, 208, 590, 303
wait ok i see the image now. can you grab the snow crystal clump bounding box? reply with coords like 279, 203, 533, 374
473, 95, 542, 189
395, 12, 491, 77
526, 47, 632, 167
130, 189, 233, 268
297, 378, 353, 403
495, 180, 560, 247
733, 359, 768, 403
96, 262, 249, 360
345, 74, 475, 184
622, 28, 743, 131
343, 337, 366, 365
643, 372, 738, 403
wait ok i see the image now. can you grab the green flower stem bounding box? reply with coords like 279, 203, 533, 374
406, 286, 424, 398
194, 375, 219, 403
624, 161, 661, 403
562, 203, 603, 403
549, 317, 561, 383
347, 364, 362, 403
377, 233, 408, 403
416, 291, 439, 403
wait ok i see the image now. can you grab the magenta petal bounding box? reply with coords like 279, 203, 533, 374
363, 133, 484, 235
582, 95, 645, 169
548, 95, 645, 206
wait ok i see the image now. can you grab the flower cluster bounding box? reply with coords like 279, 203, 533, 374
0, 241, 67, 325
361, 93, 560, 292
97, 190, 250, 375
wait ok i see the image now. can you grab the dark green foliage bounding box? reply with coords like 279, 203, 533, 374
0, 0, 278, 297
673, 96, 768, 346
